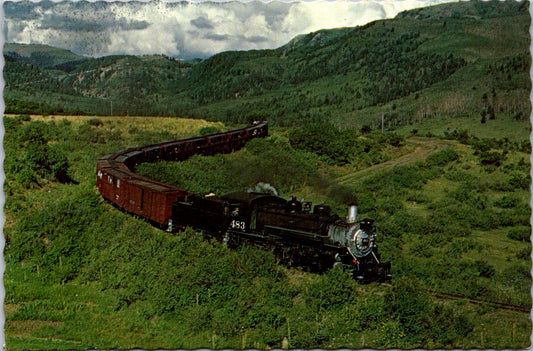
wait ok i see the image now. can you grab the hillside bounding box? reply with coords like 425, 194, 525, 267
3, 114, 531, 349
4, 43, 86, 67
3, 0, 531, 139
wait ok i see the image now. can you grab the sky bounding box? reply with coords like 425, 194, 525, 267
3, 0, 458, 59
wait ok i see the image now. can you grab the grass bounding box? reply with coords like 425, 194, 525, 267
9, 114, 225, 137
395, 113, 531, 140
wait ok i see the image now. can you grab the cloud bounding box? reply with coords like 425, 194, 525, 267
39, 12, 150, 32
3, 0, 457, 58
191, 16, 214, 29
245, 35, 269, 44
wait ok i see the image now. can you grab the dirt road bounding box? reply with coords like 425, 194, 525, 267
337, 137, 455, 185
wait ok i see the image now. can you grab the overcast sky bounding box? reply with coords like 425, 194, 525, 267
4, 0, 458, 59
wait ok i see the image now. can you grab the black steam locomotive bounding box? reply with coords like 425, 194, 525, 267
171, 191, 391, 282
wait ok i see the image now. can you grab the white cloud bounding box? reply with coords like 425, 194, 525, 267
4, 0, 458, 58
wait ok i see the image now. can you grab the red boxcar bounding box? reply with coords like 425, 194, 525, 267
96, 121, 268, 229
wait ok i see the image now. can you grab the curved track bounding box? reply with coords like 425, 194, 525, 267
96, 122, 268, 229
431, 291, 531, 314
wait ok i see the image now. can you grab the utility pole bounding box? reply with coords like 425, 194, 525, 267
381, 112, 384, 133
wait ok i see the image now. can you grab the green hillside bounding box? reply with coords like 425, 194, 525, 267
4, 43, 86, 67
3, 0, 531, 140
3, 114, 531, 349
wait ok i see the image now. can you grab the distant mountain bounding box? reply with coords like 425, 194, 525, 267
3, 0, 530, 137
4, 43, 86, 67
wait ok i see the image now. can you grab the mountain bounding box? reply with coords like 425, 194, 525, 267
3, 0, 530, 139
4, 43, 86, 67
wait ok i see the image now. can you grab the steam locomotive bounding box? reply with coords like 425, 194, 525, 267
172, 191, 390, 282
97, 121, 391, 282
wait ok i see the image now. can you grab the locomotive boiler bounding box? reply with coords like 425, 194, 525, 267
96, 121, 391, 282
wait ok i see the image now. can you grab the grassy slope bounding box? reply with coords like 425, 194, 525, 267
3, 115, 531, 349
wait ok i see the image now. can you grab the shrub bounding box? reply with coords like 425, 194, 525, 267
289, 123, 359, 165
478, 150, 505, 166
303, 268, 357, 311
198, 126, 221, 135
507, 227, 531, 242
7, 185, 103, 282
426, 148, 459, 166
16, 167, 39, 189
138, 136, 326, 197
494, 195, 520, 208
22, 142, 71, 184
361, 125, 372, 134
20, 120, 49, 143
85, 118, 104, 127
377, 132, 404, 147
509, 173, 530, 190
384, 277, 430, 338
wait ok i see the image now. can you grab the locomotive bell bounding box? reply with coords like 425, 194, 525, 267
346, 205, 358, 224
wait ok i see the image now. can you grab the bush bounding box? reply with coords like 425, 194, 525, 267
507, 227, 531, 242
23, 142, 71, 183
289, 123, 359, 165
377, 132, 404, 147
494, 195, 520, 208
16, 114, 31, 122
7, 185, 103, 282
426, 148, 459, 166
303, 268, 357, 311
85, 118, 104, 127
198, 126, 221, 135
384, 277, 430, 339
138, 136, 327, 196
509, 173, 530, 190
478, 150, 505, 166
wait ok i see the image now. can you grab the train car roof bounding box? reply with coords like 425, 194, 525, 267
221, 191, 287, 205
128, 179, 182, 193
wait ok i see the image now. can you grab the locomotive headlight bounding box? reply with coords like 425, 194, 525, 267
347, 226, 374, 258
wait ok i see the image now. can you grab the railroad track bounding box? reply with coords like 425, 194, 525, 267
430, 291, 531, 314
377, 282, 530, 314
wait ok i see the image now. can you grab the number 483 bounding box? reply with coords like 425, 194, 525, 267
230, 220, 246, 230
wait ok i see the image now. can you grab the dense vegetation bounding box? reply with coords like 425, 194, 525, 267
3, 1, 531, 138
4, 114, 530, 349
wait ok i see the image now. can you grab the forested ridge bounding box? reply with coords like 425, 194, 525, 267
3, 0, 531, 133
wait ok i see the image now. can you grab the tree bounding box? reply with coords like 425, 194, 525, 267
480, 110, 487, 124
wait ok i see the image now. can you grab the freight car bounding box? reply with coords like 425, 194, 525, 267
96, 121, 391, 282
97, 122, 269, 227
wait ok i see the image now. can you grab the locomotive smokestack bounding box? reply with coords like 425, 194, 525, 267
346, 205, 358, 224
